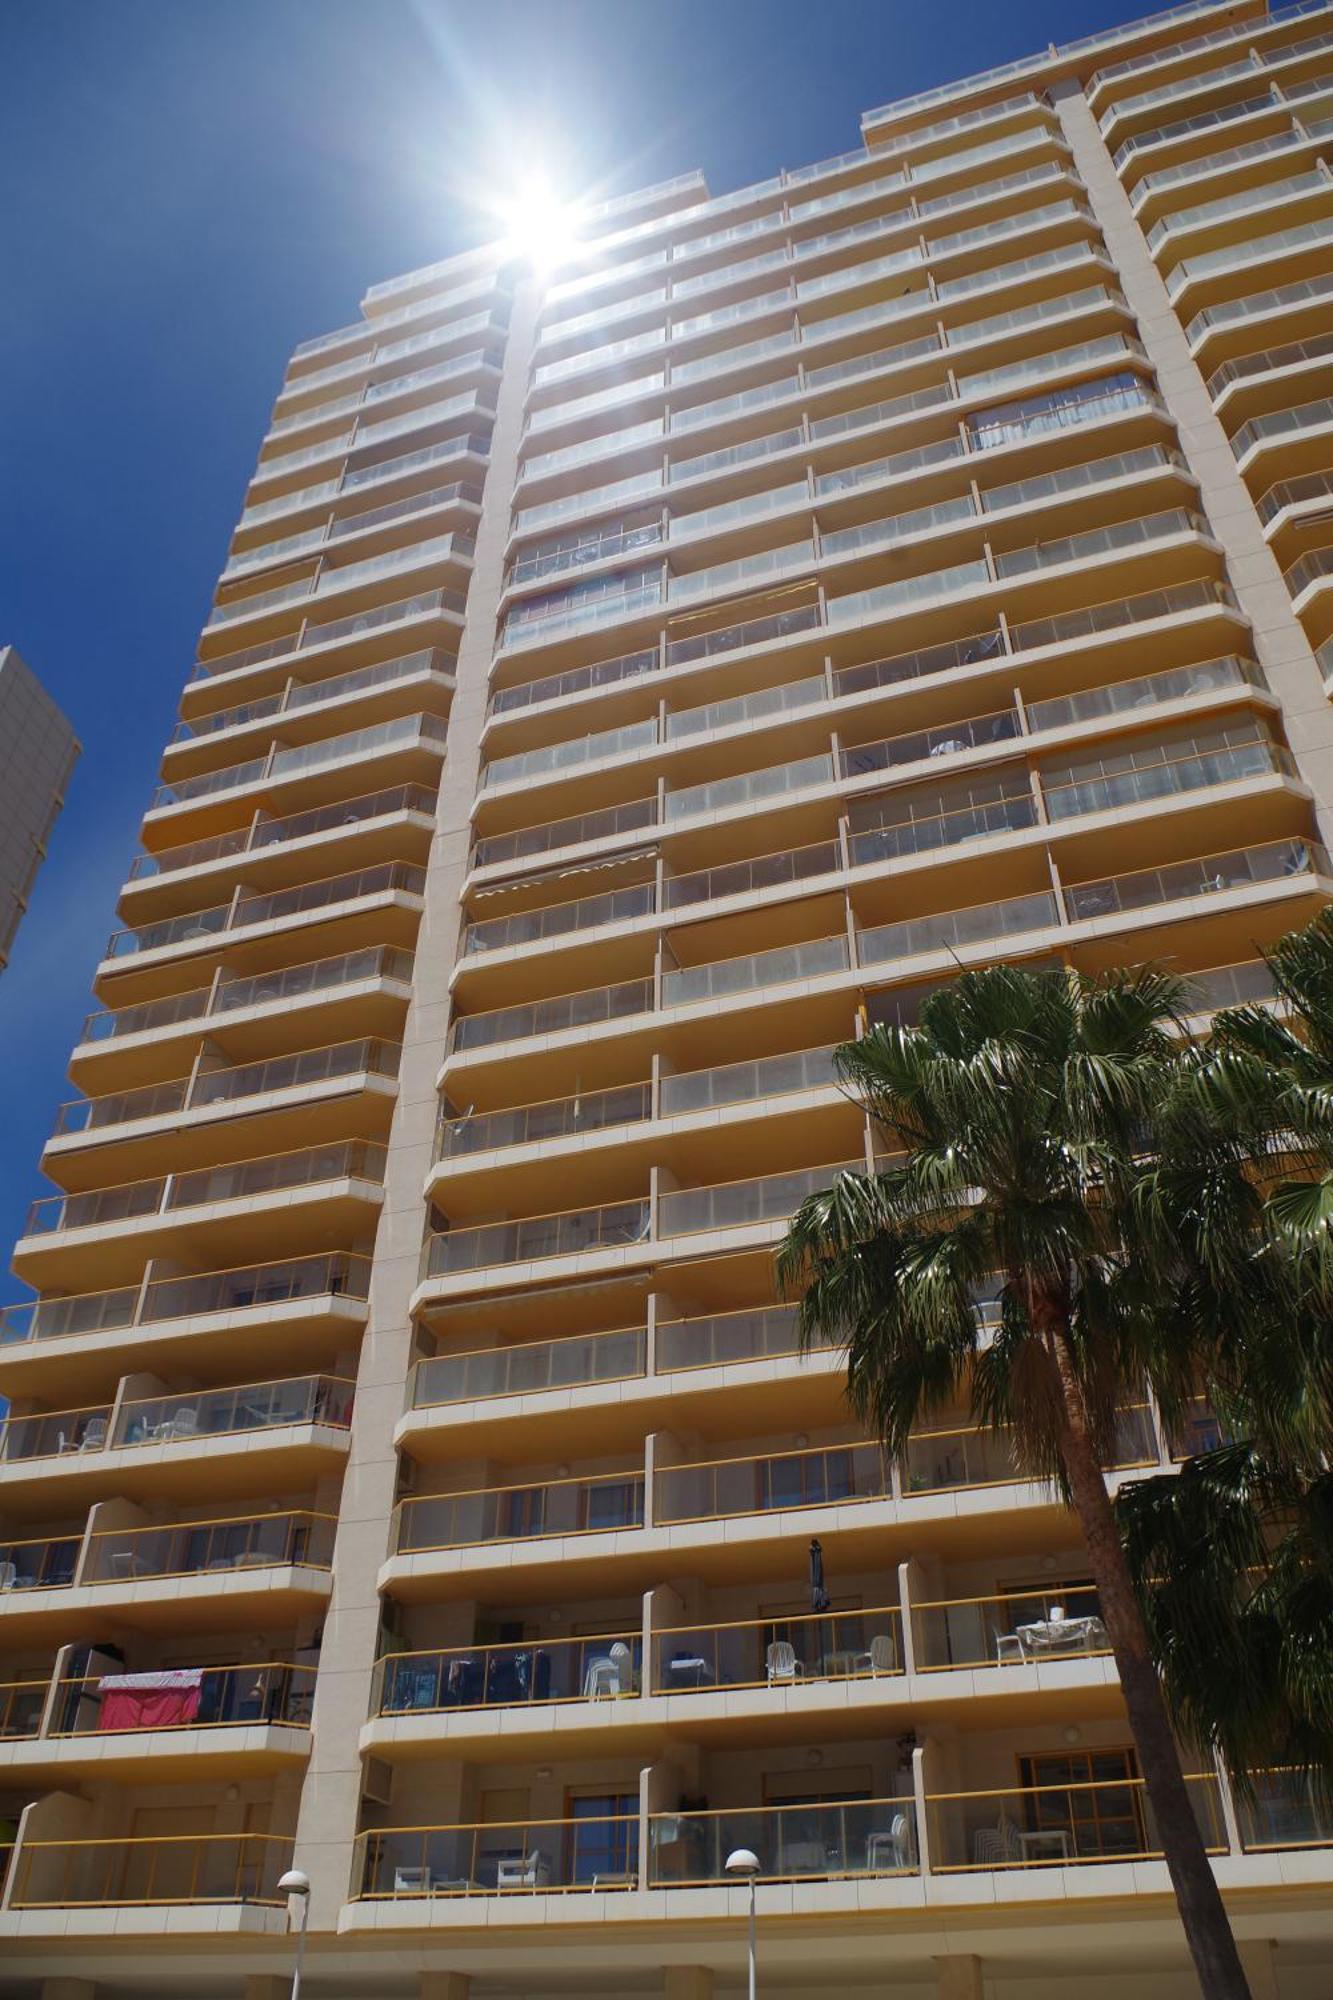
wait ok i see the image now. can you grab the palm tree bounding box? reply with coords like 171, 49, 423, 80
777, 962, 1251, 2000
1118, 911, 1333, 1805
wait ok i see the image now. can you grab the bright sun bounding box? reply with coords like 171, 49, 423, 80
499, 176, 584, 275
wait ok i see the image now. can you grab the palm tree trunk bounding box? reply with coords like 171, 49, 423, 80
1044, 1321, 1251, 2000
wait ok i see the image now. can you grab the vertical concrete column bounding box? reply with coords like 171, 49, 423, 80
420, 1974, 471, 2000
242, 1978, 289, 2000
1048, 77, 1333, 842
290, 276, 544, 1932
934, 1954, 985, 2000
1238, 1938, 1280, 1999
664, 1969, 714, 2000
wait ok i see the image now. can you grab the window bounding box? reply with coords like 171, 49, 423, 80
568, 1792, 637, 1883
1018, 1747, 1145, 1858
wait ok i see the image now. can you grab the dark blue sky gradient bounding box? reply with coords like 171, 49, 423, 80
0, 0, 1134, 1270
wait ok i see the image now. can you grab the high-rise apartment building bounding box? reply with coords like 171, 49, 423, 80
3, 2, 1333, 1993
0, 646, 79, 972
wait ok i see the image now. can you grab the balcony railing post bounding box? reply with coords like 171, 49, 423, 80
911, 1745, 933, 1876
897, 1560, 919, 1677
1212, 1752, 1245, 1856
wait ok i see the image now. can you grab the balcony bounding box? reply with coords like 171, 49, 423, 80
0, 1533, 80, 1591
648, 1796, 918, 1886
1064, 836, 1326, 921
171, 647, 451, 751
650, 1605, 903, 1694
424, 1198, 651, 1278
911, 1585, 1112, 1671
148, 713, 448, 817
81, 1508, 335, 1586
437, 1083, 652, 1157
123, 783, 436, 899
78, 944, 413, 1062
373, 1631, 642, 1716
51, 1042, 399, 1142
50, 1659, 316, 1737
5, 1831, 294, 1912
190, 585, 468, 701
354, 1814, 638, 1899
926, 1771, 1224, 1871
396, 1471, 645, 1553
0, 1250, 371, 1357
654, 1440, 890, 1526
100, 863, 425, 974
411, 1326, 648, 1408
110, 1374, 353, 1450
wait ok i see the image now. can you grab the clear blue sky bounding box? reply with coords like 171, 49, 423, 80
0, 0, 1136, 1273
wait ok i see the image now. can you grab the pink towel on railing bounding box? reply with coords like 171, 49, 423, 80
97, 1667, 203, 1731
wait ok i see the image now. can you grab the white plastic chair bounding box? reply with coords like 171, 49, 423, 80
607, 1640, 633, 1693
0, 1562, 17, 1591
765, 1640, 804, 1685
78, 1417, 108, 1453
496, 1850, 548, 1889
583, 1655, 617, 1697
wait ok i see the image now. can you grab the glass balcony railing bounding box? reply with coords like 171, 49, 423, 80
173, 647, 447, 744
23, 1139, 387, 1236
912, 1585, 1111, 1670
472, 797, 657, 871
664, 838, 839, 910
7, 1833, 296, 1910
834, 626, 1006, 697
54, 1040, 398, 1137
1286, 545, 1333, 594
507, 518, 664, 590
904, 1407, 1157, 1495
1172, 216, 1333, 293
111, 1375, 354, 1449
1235, 1770, 1333, 1851
0, 1532, 80, 1590
858, 891, 1060, 968
1042, 731, 1289, 820
840, 706, 1020, 780
1186, 960, 1279, 1012
664, 596, 820, 667
1024, 655, 1257, 733
106, 862, 426, 960
659, 1158, 862, 1240
668, 423, 803, 487
131, 781, 435, 882
665, 752, 832, 822
51, 1662, 317, 1735
82, 1510, 336, 1586
655, 1303, 801, 1372
1007, 576, 1238, 653
659, 1043, 837, 1116
649, 1796, 919, 1885
80, 944, 413, 1047
662, 933, 849, 1007
927, 1773, 1224, 1871
450, 976, 653, 1053
463, 883, 653, 955
0, 1403, 113, 1462
425, 1198, 651, 1277
438, 1082, 651, 1156
1065, 837, 1327, 922
1186, 267, 1333, 343
1258, 466, 1333, 521
487, 644, 659, 719
513, 469, 663, 541
483, 717, 655, 789
655, 1438, 890, 1525
151, 711, 447, 812
652, 1605, 903, 1694
396, 1472, 645, 1551
0, 1252, 372, 1352
354, 1815, 639, 1898
846, 784, 1037, 870
1148, 169, 1327, 251
1114, 90, 1276, 170
410, 1326, 647, 1408
0, 1676, 49, 1737
666, 670, 824, 739
373, 1632, 642, 1715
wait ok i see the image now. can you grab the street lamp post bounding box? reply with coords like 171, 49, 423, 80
724, 1847, 760, 2000
277, 1867, 311, 2000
